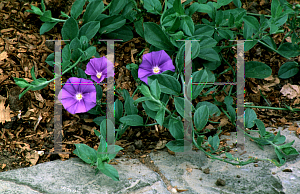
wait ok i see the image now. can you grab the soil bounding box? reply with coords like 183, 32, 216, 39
0, 0, 299, 186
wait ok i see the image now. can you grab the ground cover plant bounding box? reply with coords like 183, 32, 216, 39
1, 0, 300, 181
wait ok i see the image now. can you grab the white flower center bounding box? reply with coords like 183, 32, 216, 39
76, 93, 83, 101
96, 71, 102, 79
153, 66, 160, 74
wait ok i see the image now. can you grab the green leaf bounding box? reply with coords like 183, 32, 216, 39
244, 40, 258, 52
277, 42, 300, 58
275, 147, 286, 164
82, 0, 104, 24
45, 53, 55, 67
28, 5, 43, 16
166, 139, 192, 152
61, 17, 79, 43
99, 15, 126, 34
78, 46, 96, 61
41, 0, 45, 12
138, 84, 152, 97
168, 117, 184, 139
133, 96, 152, 106
142, 101, 158, 120
13, 77, 30, 88
254, 119, 266, 137
109, 0, 127, 16
124, 96, 138, 115
163, 13, 181, 33
134, 19, 144, 38
244, 108, 257, 128
60, 11, 69, 18
62, 44, 71, 63
215, 10, 223, 26
73, 144, 97, 164
278, 140, 296, 149
76, 67, 87, 79
78, 21, 100, 41
143, 22, 175, 51
93, 116, 106, 126
30, 78, 48, 91
196, 101, 221, 117
94, 129, 101, 138
186, 3, 212, 15
70, 37, 82, 61
149, 79, 161, 100
180, 15, 194, 36
194, 105, 209, 131
71, 0, 85, 20
30, 67, 37, 81
173, 0, 184, 15
272, 131, 286, 145
213, 0, 233, 9
232, 0, 242, 8
245, 61, 272, 79
40, 10, 52, 22
80, 36, 89, 51
119, 115, 144, 126
115, 99, 123, 121
95, 84, 103, 101
107, 145, 123, 160
194, 24, 214, 37
189, 35, 218, 49
271, 0, 280, 18
226, 104, 236, 123
122, 1, 136, 21
197, 135, 205, 146
144, 0, 162, 15
155, 107, 165, 126
105, 25, 133, 42
100, 119, 108, 139
147, 74, 181, 96
144, 100, 162, 111
228, 13, 235, 27
278, 61, 299, 79
198, 48, 220, 62
174, 97, 195, 118
281, 146, 299, 155
98, 135, 107, 154
243, 16, 260, 31
208, 135, 220, 151
40, 21, 58, 35
99, 163, 120, 181
191, 70, 210, 100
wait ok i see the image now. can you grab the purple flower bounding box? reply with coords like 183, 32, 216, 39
85, 57, 113, 83
58, 77, 96, 114
138, 50, 175, 85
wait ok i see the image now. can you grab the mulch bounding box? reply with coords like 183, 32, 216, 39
0, 0, 299, 173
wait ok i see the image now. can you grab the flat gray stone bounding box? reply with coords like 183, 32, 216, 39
0, 158, 169, 194
0, 122, 299, 194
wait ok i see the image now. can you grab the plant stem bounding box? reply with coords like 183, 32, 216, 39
237, 104, 300, 111
50, 18, 66, 22
32, 56, 83, 88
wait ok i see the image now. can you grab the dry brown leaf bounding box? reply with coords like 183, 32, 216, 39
34, 91, 44, 103
25, 151, 39, 166
0, 95, 11, 123
288, 125, 298, 131
0, 51, 8, 61
219, 118, 229, 127
280, 83, 300, 99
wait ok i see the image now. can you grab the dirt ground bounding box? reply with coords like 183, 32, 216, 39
0, 0, 300, 174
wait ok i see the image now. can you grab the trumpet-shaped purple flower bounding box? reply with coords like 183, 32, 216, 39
58, 77, 96, 114
85, 57, 113, 83
138, 50, 175, 85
